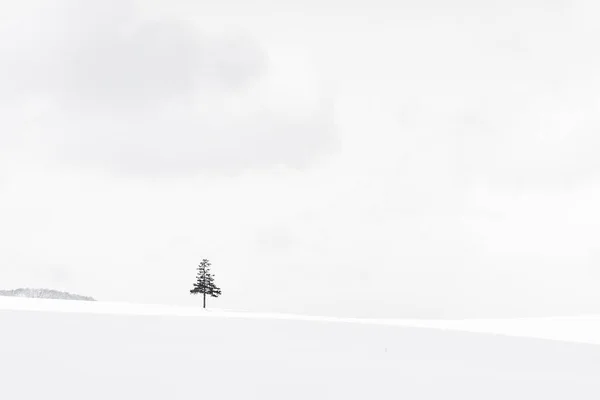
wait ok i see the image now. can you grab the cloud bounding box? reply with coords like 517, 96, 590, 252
0, 0, 335, 175
382, 7, 600, 190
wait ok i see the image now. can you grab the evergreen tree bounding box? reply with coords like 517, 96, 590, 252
190, 259, 222, 308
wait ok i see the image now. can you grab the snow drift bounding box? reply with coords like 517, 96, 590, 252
1, 297, 600, 399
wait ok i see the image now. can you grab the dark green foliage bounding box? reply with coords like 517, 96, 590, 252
190, 259, 222, 308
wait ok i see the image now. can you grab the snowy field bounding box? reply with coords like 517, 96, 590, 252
2, 297, 600, 399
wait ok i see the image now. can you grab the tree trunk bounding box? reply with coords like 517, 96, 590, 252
203, 271, 207, 309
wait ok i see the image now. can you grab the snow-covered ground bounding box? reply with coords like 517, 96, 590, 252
2, 297, 600, 399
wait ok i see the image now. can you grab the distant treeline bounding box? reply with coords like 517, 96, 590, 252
0, 288, 95, 301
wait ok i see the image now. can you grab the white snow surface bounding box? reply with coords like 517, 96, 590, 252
2, 297, 600, 399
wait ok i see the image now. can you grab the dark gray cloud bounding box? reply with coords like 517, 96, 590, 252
0, 0, 335, 174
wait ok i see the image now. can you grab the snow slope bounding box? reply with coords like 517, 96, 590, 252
1, 297, 600, 399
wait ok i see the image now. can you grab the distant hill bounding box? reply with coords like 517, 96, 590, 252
0, 288, 95, 301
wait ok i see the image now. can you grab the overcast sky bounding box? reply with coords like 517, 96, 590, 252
2, 0, 600, 318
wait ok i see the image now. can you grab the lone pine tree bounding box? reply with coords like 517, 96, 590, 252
190, 259, 222, 308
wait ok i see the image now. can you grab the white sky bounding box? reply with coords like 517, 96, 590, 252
2, 0, 600, 318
